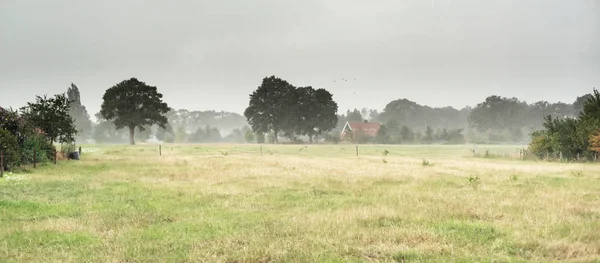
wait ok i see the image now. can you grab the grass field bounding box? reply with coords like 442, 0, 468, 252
1, 144, 599, 262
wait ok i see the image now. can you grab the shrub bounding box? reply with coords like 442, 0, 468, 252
0, 128, 20, 170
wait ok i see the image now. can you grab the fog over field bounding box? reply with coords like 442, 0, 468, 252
1, 1, 598, 116
2, 2, 600, 261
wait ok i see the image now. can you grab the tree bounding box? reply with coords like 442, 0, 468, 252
423, 125, 434, 144
399, 126, 414, 144
256, 132, 265, 144
346, 109, 363, 122
66, 83, 92, 142
294, 87, 338, 143
468, 95, 528, 132
244, 76, 296, 144
376, 124, 390, 144
244, 129, 255, 143
21, 93, 77, 144
100, 78, 171, 145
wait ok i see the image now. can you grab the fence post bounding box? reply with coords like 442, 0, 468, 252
356, 145, 359, 156
54, 148, 57, 164
1, 150, 4, 178
34, 149, 37, 168
260, 145, 263, 156
159, 145, 162, 156
79, 146, 82, 156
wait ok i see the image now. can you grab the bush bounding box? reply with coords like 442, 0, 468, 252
20, 133, 55, 164
0, 128, 20, 170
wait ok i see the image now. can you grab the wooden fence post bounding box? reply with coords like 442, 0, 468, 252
260, 145, 263, 156
34, 149, 37, 168
54, 148, 57, 165
356, 146, 359, 156
79, 146, 82, 156
159, 145, 162, 156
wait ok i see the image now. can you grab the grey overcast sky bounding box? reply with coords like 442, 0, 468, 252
1, 0, 599, 117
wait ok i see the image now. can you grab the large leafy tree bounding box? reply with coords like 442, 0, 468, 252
67, 83, 93, 141
244, 76, 295, 144
100, 78, 171, 145
21, 93, 77, 144
294, 87, 338, 143
468, 95, 528, 132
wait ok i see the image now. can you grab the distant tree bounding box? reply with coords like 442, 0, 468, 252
468, 96, 528, 132
21, 93, 77, 144
294, 87, 338, 143
244, 76, 295, 143
376, 124, 390, 144
156, 123, 174, 142
244, 129, 255, 143
227, 129, 245, 143
369, 109, 380, 122
100, 78, 171, 145
573, 93, 593, 115
399, 126, 414, 144
174, 125, 188, 143
346, 109, 363, 122
66, 83, 93, 141
580, 89, 600, 122
423, 125, 434, 144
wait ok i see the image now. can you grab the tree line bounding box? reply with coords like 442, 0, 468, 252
528, 88, 600, 161
327, 93, 592, 144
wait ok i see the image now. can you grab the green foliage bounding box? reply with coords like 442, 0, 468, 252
293, 87, 338, 143
21, 93, 77, 144
528, 89, 600, 161
244, 129, 255, 143
0, 108, 56, 170
468, 96, 528, 133
20, 133, 55, 164
60, 143, 77, 158
376, 124, 390, 144
67, 83, 93, 142
223, 129, 244, 143
244, 76, 338, 144
244, 76, 296, 143
100, 78, 171, 145
188, 125, 222, 143
0, 128, 20, 170
256, 132, 265, 144
345, 108, 363, 122
380, 98, 469, 132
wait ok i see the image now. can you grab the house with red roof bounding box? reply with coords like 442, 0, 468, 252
341, 120, 382, 140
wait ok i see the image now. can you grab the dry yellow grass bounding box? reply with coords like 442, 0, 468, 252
1, 144, 599, 262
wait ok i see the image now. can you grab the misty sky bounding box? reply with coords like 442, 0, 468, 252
1, 0, 599, 118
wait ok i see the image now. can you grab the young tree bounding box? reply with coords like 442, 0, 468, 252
66, 83, 93, 141
21, 93, 77, 144
100, 78, 171, 145
244, 76, 295, 144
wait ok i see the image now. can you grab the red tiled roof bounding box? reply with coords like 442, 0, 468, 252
342, 121, 381, 137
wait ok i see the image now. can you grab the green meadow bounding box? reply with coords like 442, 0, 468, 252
1, 144, 599, 262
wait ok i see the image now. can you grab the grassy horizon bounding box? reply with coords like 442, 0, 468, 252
1, 144, 599, 262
